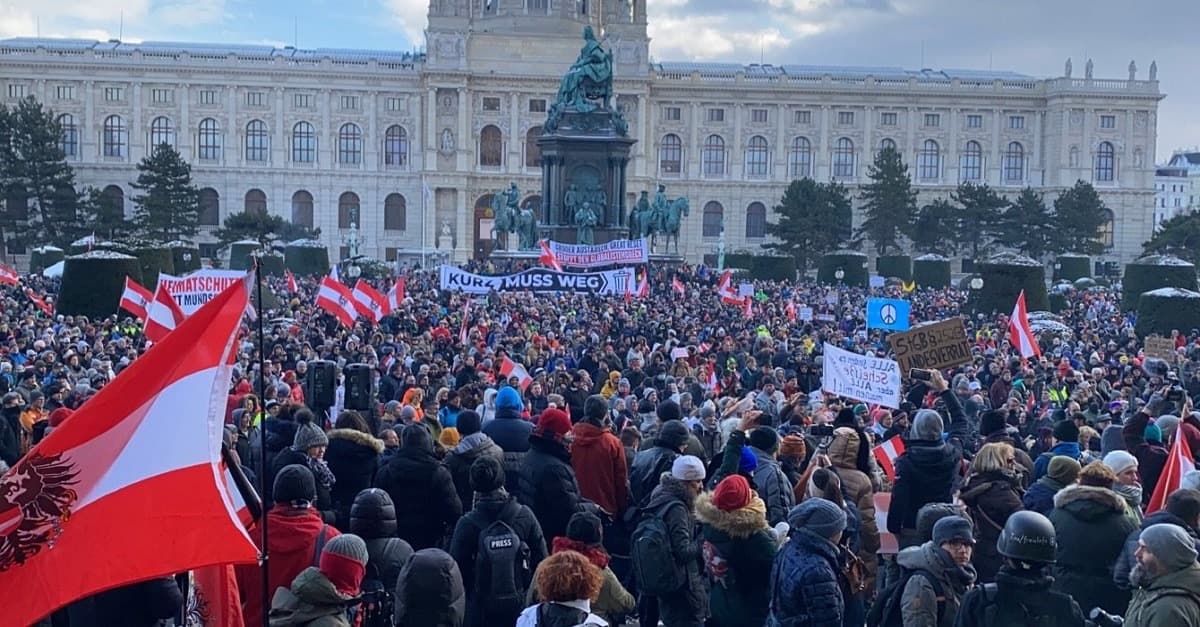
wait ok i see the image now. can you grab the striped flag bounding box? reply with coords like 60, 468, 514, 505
119, 277, 153, 321
786, 299, 797, 322
285, 269, 298, 293
25, 289, 53, 316
459, 297, 472, 346
143, 283, 186, 342
386, 276, 405, 311
1146, 423, 1195, 515
873, 435, 906, 481
0, 262, 18, 286
315, 273, 358, 328
538, 240, 563, 272
1008, 290, 1041, 358
352, 280, 389, 323
499, 357, 532, 392
672, 276, 686, 297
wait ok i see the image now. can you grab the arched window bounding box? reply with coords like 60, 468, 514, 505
878, 138, 896, 155
917, 139, 940, 181
960, 140, 983, 182
244, 189, 267, 215
659, 134, 682, 175
1004, 142, 1026, 183
102, 115, 126, 158
198, 118, 221, 160
525, 126, 543, 168
245, 120, 269, 162
292, 191, 314, 227
479, 125, 503, 167
702, 134, 726, 177
198, 188, 220, 225
702, 201, 724, 237
384, 125, 408, 167
1095, 141, 1115, 182
384, 193, 406, 231
57, 114, 78, 157
745, 136, 769, 178
338, 123, 362, 165
788, 137, 812, 178
292, 122, 316, 163
101, 185, 124, 218
745, 202, 767, 239
1097, 208, 1115, 248
149, 116, 174, 150
338, 191, 360, 228
832, 137, 855, 178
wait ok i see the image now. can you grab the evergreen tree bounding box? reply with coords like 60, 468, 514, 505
131, 144, 201, 242
765, 178, 853, 273
1, 98, 85, 248
1143, 210, 1200, 266
79, 186, 133, 242
854, 146, 917, 254
0, 105, 17, 253
214, 210, 286, 248
998, 187, 1055, 260
952, 182, 1007, 260
910, 198, 959, 256
1051, 179, 1110, 255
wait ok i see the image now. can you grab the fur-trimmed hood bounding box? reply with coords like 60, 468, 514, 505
1053, 484, 1128, 520
694, 491, 769, 539
326, 428, 385, 454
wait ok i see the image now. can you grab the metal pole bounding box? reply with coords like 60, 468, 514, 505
254, 253, 270, 627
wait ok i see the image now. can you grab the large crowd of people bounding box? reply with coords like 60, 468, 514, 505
7, 260, 1200, 627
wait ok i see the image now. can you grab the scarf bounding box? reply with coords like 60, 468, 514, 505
552, 537, 610, 569
301, 450, 336, 488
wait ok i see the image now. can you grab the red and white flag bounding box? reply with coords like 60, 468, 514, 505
352, 280, 389, 324
120, 277, 153, 320
387, 276, 406, 311
0, 280, 258, 627
538, 240, 563, 272
786, 299, 797, 323
285, 269, 298, 293
743, 295, 753, 318
500, 356, 533, 392
1146, 424, 1195, 515
1008, 290, 1041, 359
716, 270, 744, 306
25, 289, 53, 316
144, 283, 186, 342
459, 297, 473, 346
0, 263, 18, 286
316, 273, 358, 328
873, 435, 907, 481
672, 276, 686, 297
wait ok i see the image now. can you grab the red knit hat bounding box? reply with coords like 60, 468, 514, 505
48, 407, 74, 428
712, 474, 752, 512
536, 408, 572, 442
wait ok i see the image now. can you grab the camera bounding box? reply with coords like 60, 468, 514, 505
1088, 607, 1123, 627
910, 369, 933, 382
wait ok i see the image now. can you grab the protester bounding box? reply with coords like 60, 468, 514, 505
767, 498, 847, 627
518, 407, 583, 542
748, 425, 796, 526
517, 550, 609, 627
571, 394, 629, 518
324, 410, 384, 529
529, 511, 635, 624
1114, 487, 1200, 591
959, 442, 1024, 583
634, 455, 709, 627
1123, 523, 1200, 626
373, 423, 462, 550
695, 474, 778, 627
1022, 456, 1080, 515
628, 418, 690, 506
393, 548, 466, 627
482, 385, 533, 494
268, 533, 370, 627
894, 516, 977, 627
348, 488, 414, 597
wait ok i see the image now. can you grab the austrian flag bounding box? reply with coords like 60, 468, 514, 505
120, 277, 153, 320
352, 280, 389, 323
316, 273, 358, 328
143, 283, 186, 342
0, 263, 18, 286
873, 435, 906, 481
500, 356, 533, 392
1008, 290, 1041, 359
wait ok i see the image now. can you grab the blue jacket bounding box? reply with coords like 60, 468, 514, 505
767, 530, 844, 627
1032, 442, 1081, 481
1021, 476, 1067, 516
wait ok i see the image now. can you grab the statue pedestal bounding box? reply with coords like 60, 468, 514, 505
538, 108, 635, 232
437, 235, 454, 250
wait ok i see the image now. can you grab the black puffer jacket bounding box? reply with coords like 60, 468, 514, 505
350, 488, 415, 593
887, 391, 969, 536
517, 433, 582, 542
374, 426, 463, 550
482, 406, 532, 494
1048, 484, 1138, 616
324, 428, 384, 529
261, 417, 298, 506
444, 433, 505, 511
67, 577, 183, 627
628, 421, 690, 507
393, 548, 466, 627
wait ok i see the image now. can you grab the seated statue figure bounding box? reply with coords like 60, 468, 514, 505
554, 26, 612, 112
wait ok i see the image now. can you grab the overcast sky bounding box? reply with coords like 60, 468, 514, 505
2, 0, 1196, 162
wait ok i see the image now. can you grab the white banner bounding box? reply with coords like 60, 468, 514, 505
544, 238, 649, 268
439, 265, 636, 296
798, 306, 814, 322
821, 343, 902, 409
159, 269, 247, 315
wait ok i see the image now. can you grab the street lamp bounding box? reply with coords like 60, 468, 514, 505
969, 277, 984, 290
834, 269, 845, 281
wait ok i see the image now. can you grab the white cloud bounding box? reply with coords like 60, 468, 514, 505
382, 0, 427, 46
0, 0, 225, 40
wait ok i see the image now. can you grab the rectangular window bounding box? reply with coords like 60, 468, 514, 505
104, 87, 123, 101
529, 98, 546, 113
837, 111, 855, 125
482, 97, 501, 112
924, 113, 940, 127
707, 108, 725, 122
385, 247, 398, 262
199, 89, 217, 105
385, 97, 404, 112
880, 112, 898, 126
55, 85, 74, 100
151, 88, 172, 104
664, 106, 681, 121
340, 95, 359, 110
794, 110, 811, 125
7, 84, 25, 99
967, 114, 983, 129
293, 93, 313, 108
751, 108, 768, 123
245, 91, 265, 107
1100, 115, 1116, 129
1008, 115, 1025, 129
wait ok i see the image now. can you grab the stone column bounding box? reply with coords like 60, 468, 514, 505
274, 87, 285, 165
457, 88, 469, 171
688, 102, 700, 178
774, 103, 787, 181
508, 92, 520, 174
817, 105, 830, 180
425, 88, 437, 171
131, 83, 143, 163
731, 104, 742, 180
948, 107, 960, 185
990, 107, 1001, 184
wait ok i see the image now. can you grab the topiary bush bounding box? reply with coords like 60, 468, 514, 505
970, 252, 1049, 314
135, 246, 174, 289
254, 251, 286, 277
57, 251, 143, 318
166, 241, 202, 274
29, 246, 64, 274
913, 254, 951, 288
725, 253, 798, 281
1054, 254, 1091, 282
876, 254, 912, 281
285, 240, 331, 276
229, 240, 262, 272
817, 250, 869, 287
1135, 288, 1200, 338
1122, 254, 1198, 310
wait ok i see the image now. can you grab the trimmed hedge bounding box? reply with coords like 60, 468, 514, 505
1135, 288, 1200, 338
168, 243, 202, 273
135, 246, 174, 289
57, 252, 143, 318
229, 241, 261, 272
1048, 291, 1068, 314
970, 252, 1049, 314
725, 253, 798, 281
1054, 255, 1091, 281
29, 247, 64, 274
913, 256, 951, 288
285, 241, 331, 276
817, 251, 869, 287
876, 255, 912, 281
1122, 255, 1198, 310
256, 252, 286, 277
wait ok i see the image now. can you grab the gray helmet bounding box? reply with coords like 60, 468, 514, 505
997, 511, 1057, 564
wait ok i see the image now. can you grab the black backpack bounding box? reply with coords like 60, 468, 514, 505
631, 500, 686, 596
469, 500, 531, 616
358, 540, 401, 627
865, 567, 944, 627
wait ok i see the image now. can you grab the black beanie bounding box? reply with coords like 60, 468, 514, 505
637, 399, 656, 414
659, 420, 691, 449
749, 426, 781, 454
584, 394, 609, 423
1053, 419, 1080, 443
566, 511, 603, 546
273, 464, 316, 505
657, 400, 683, 422
457, 409, 482, 436
833, 408, 859, 429
979, 410, 1007, 437
469, 455, 505, 492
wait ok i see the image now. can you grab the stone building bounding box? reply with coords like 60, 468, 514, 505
0, 0, 1164, 266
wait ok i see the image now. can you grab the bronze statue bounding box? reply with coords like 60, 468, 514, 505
651, 183, 669, 234
516, 203, 539, 250
553, 26, 613, 113
575, 201, 597, 246
629, 191, 651, 240
564, 184, 581, 222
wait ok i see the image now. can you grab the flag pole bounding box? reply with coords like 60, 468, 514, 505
254, 247, 271, 627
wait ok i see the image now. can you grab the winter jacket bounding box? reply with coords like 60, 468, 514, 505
237, 506, 339, 627
324, 428, 383, 529
767, 529, 844, 627
528, 538, 635, 623
268, 567, 353, 627
1123, 411, 1170, 506
515, 601, 607, 627
349, 488, 414, 594
570, 421, 629, 516
444, 432, 505, 511
628, 441, 679, 507
0, 411, 18, 466
482, 406, 533, 494
270, 447, 336, 522
1032, 442, 1083, 481
642, 475, 709, 624
888, 391, 969, 536
262, 417, 299, 505
959, 470, 1023, 584
954, 568, 1086, 627
1048, 484, 1139, 616
1123, 562, 1200, 627
750, 445, 796, 527
66, 577, 183, 627
826, 427, 881, 587
518, 433, 583, 542
1113, 509, 1200, 591
449, 489, 548, 627
695, 491, 778, 627
1021, 475, 1069, 516
374, 436, 463, 550
898, 541, 976, 627
393, 548, 467, 627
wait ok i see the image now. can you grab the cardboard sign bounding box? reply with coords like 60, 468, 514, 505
1144, 335, 1178, 361
670, 347, 690, 361
886, 317, 972, 374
